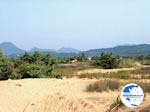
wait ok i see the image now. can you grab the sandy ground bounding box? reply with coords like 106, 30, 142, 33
0, 78, 149, 112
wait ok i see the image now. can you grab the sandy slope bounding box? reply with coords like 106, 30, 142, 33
0, 78, 149, 112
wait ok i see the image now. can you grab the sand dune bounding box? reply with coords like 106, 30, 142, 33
0, 78, 149, 112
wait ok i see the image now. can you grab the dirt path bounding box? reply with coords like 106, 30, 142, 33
0, 78, 149, 112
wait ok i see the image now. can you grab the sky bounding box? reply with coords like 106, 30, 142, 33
0, 0, 150, 51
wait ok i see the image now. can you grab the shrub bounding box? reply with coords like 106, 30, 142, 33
0, 55, 13, 80
19, 63, 43, 78
9, 71, 22, 79
0, 51, 56, 80
94, 52, 120, 69
76, 53, 88, 62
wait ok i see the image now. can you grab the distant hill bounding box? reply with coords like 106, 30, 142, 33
57, 47, 79, 53
84, 44, 150, 56
30, 47, 79, 54
0, 42, 25, 56
0, 42, 150, 57
30, 47, 55, 53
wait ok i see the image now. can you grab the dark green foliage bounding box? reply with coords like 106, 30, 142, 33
76, 53, 88, 62
20, 52, 32, 63
17, 51, 54, 79
93, 52, 120, 69
54, 57, 70, 64
55, 74, 63, 79
9, 71, 22, 79
19, 64, 42, 78
0, 50, 55, 80
0, 51, 14, 80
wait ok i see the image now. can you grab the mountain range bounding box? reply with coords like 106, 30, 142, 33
0, 42, 150, 57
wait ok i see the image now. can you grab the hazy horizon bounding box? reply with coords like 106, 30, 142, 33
0, 0, 150, 50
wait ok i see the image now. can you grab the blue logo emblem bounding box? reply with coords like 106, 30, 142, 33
120, 83, 144, 108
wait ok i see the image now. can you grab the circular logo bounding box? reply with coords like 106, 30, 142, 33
120, 83, 144, 108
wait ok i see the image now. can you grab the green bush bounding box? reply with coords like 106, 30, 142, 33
0, 54, 13, 80
0, 51, 55, 80
93, 52, 120, 69
9, 71, 22, 79
20, 64, 42, 78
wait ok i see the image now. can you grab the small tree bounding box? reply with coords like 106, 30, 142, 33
76, 53, 88, 62
20, 52, 32, 63
97, 52, 120, 69
0, 53, 14, 80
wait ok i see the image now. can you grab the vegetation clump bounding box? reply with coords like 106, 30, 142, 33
86, 80, 120, 92
92, 52, 120, 69
0, 50, 13, 80
0, 50, 55, 80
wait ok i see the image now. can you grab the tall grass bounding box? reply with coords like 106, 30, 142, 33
86, 79, 150, 93
118, 58, 136, 68
131, 67, 150, 74
86, 80, 120, 92
78, 67, 150, 80
53, 62, 96, 77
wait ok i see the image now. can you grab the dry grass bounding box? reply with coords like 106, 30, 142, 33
86, 80, 120, 92
78, 72, 131, 79
139, 106, 150, 112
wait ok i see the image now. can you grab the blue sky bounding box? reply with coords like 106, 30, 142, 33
0, 0, 150, 50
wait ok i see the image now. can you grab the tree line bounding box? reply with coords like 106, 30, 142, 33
0, 49, 150, 80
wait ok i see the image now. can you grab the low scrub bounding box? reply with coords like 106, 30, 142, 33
79, 72, 131, 79
86, 80, 120, 92
92, 52, 120, 69
131, 67, 150, 74
118, 58, 136, 68
78, 67, 150, 80
87, 79, 150, 93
